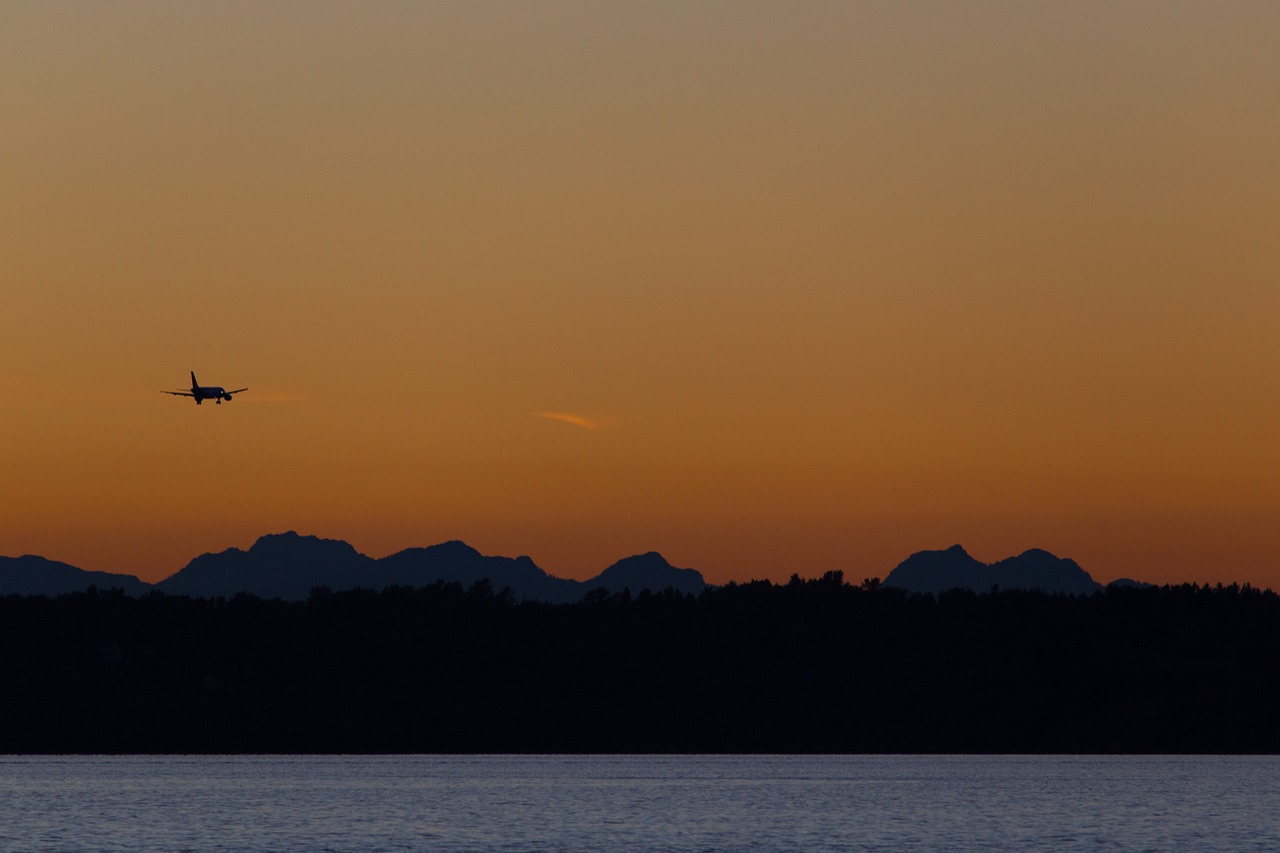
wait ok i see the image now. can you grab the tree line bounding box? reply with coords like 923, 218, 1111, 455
2, 574, 1278, 753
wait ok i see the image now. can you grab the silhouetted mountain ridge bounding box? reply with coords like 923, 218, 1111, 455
370, 540, 582, 603
155, 531, 706, 602
882, 545, 1101, 595
0, 555, 151, 597
4, 534, 1130, 600
591, 552, 705, 597
158, 532, 374, 600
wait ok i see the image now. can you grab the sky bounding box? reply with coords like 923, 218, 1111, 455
3, 2, 1278, 587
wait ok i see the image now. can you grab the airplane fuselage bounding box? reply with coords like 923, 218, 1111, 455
192, 386, 231, 404
165, 372, 247, 405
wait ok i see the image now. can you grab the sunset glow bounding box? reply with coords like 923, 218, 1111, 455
3, 2, 1279, 587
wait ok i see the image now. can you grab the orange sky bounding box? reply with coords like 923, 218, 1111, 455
3, 2, 1278, 587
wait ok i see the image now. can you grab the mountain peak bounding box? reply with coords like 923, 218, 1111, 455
250, 531, 361, 556
1013, 547, 1064, 562
885, 545, 1101, 595
592, 552, 705, 596
882, 545, 989, 594
992, 549, 1097, 594
0, 555, 151, 597
422, 540, 482, 560
159, 531, 372, 599
606, 552, 672, 570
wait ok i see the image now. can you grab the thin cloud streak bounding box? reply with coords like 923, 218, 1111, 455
536, 411, 603, 431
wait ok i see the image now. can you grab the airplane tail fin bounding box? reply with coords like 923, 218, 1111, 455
190, 371, 198, 391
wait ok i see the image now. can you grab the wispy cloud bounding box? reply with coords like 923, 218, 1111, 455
536, 411, 603, 431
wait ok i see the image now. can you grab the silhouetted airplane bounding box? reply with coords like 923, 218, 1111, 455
164, 372, 247, 405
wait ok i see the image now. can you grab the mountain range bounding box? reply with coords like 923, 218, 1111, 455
880, 544, 1103, 595
0, 532, 706, 603
1, 534, 1122, 600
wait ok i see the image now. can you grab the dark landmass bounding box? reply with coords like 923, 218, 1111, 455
587, 551, 706, 597
159, 533, 702, 602
0, 556, 151, 598
0, 534, 1125, 601
157, 533, 374, 600
3, 577, 1279, 754
370, 540, 584, 603
4, 532, 705, 603
882, 545, 1102, 595
1108, 578, 1155, 590
0, 535, 701, 601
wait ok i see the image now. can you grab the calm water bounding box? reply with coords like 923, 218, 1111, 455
1, 755, 1276, 852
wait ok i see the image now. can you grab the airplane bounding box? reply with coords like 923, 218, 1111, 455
164, 371, 247, 405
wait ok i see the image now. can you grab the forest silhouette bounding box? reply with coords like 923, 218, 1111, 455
3, 575, 1279, 753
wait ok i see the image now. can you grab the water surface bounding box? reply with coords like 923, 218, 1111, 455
1, 755, 1276, 852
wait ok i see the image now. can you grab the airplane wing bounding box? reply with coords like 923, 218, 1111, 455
163, 390, 195, 397
226, 388, 248, 395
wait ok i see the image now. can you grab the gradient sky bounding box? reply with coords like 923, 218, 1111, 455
3, 2, 1278, 587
